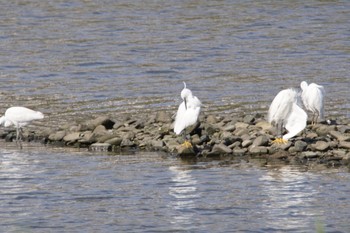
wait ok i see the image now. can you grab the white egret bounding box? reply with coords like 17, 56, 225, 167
268, 88, 307, 144
300, 81, 325, 124
174, 82, 201, 148
0, 106, 44, 143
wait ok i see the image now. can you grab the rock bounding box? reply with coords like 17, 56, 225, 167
234, 128, 249, 136
63, 132, 82, 142
312, 141, 330, 151
205, 124, 219, 135
121, 138, 136, 147
176, 145, 197, 157
235, 122, 249, 129
206, 115, 218, 124
155, 111, 172, 123
337, 125, 350, 134
151, 140, 164, 149
256, 121, 272, 131
242, 139, 252, 148
300, 151, 319, 159
252, 135, 269, 147
89, 143, 112, 152
48, 131, 66, 141
232, 148, 247, 156
293, 140, 308, 152
191, 134, 201, 145
104, 137, 123, 146
86, 116, 115, 130
329, 131, 350, 142
306, 132, 318, 139
315, 125, 336, 136
249, 146, 268, 155
78, 131, 97, 144
93, 125, 108, 136
211, 144, 232, 154
339, 141, 350, 149
243, 115, 255, 124
223, 124, 236, 132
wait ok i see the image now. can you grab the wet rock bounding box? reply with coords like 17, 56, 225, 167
63, 132, 82, 142
337, 125, 350, 134
78, 131, 97, 144
191, 134, 201, 145
93, 125, 108, 136
232, 148, 247, 156
204, 124, 219, 136
339, 141, 350, 149
89, 143, 112, 152
121, 138, 136, 147
211, 143, 232, 154
252, 135, 269, 147
104, 137, 123, 146
249, 146, 268, 155
329, 130, 350, 142
312, 141, 330, 151
176, 145, 197, 157
48, 131, 66, 141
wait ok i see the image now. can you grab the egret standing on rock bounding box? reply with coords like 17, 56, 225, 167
0, 106, 44, 144
268, 88, 307, 144
300, 81, 325, 124
174, 82, 201, 148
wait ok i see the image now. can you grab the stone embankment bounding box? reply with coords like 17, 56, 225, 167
1, 112, 349, 168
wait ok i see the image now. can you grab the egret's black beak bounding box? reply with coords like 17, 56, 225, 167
184, 98, 187, 110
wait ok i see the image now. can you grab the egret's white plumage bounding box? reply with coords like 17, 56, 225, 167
0, 106, 44, 142
300, 81, 325, 124
174, 82, 201, 135
268, 89, 307, 142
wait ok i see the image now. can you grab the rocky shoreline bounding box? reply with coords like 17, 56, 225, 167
1, 111, 349, 168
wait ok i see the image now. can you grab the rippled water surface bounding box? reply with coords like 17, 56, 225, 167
0, 146, 350, 232
0, 0, 349, 127
0, 2, 349, 232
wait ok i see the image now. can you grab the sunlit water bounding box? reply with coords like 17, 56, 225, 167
0, 0, 349, 129
0, 146, 349, 232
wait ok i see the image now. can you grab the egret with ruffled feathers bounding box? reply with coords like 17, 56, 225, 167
300, 81, 325, 125
268, 88, 307, 144
174, 82, 201, 148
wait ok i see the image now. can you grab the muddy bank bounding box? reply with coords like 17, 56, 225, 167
0, 112, 349, 168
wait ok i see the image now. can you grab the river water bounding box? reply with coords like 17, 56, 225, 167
0, 1, 349, 232
0, 145, 349, 232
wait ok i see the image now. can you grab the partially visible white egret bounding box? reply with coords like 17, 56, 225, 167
0, 106, 44, 144
268, 88, 307, 144
300, 81, 325, 124
174, 82, 201, 147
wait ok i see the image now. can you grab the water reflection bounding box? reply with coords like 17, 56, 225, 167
168, 165, 200, 230
259, 165, 320, 231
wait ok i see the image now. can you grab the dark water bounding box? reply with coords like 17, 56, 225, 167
0, 1, 349, 232
0, 0, 349, 127
0, 145, 350, 232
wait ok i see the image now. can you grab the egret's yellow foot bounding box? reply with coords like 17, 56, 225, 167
181, 140, 193, 148
272, 138, 288, 144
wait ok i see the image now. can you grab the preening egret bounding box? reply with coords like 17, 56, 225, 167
268, 88, 307, 144
0, 106, 44, 144
300, 81, 325, 124
174, 82, 201, 147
